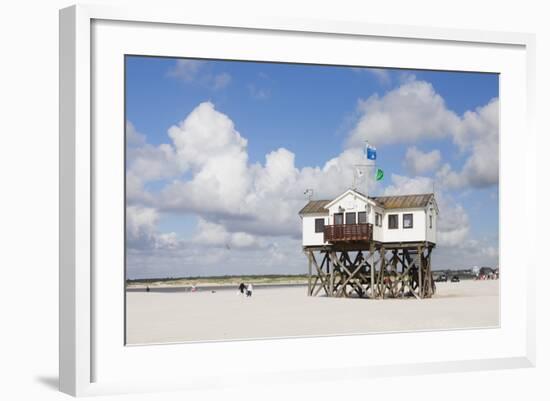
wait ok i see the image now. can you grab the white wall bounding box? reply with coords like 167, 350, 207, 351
426, 208, 437, 244
302, 214, 328, 246
372, 205, 385, 242
382, 208, 427, 243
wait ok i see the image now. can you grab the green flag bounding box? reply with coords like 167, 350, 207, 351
375, 168, 384, 181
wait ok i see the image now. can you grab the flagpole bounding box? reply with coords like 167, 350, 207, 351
364, 140, 377, 197
365, 164, 370, 196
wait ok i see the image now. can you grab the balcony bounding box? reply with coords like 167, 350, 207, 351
324, 223, 373, 242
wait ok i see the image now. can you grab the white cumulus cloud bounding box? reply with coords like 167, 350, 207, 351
126, 121, 146, 146
126, 205, 182, 250
348, 80, 460, 147
383, 174, 469, 248
404, 146, 442, 175
192, 218, 261, 249
352, 67, 392, 86
125, 120, 183, 204
167, 59, 232, 90
437, 98, 499, 189
161, 102, 250, 215
347, 79, 498, 190
140, 102, 377, 239
167, 60, 204, 82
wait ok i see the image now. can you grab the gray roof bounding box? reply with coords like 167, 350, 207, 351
299, 193, 435, 215
370, 193, 434, 209
298, 199, 331, 215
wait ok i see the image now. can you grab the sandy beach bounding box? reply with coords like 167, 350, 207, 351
126, 280, 499, 344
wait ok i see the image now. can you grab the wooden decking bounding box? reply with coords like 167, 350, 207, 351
323, 223, 373, 243
304, 241, 435, 253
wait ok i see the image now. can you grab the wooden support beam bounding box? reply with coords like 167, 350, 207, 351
313, 277, 326, 297
305, 243, 436, 300
369, 242, 375, 299
307, 251, 312, 296
311, 252, 330, 296
426, 247, 434, 297
328, 252, 334, 297
336, 258, 365, 297
311, 275, 319, 295
418, 245, 423, 299
378, 247, 386, 299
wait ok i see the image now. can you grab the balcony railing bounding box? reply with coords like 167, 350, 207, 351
324, 223, 373, 242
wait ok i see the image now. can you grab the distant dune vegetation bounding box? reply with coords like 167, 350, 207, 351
126, 274, 309, 288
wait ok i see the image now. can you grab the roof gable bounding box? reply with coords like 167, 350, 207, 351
324, 188, 376, 210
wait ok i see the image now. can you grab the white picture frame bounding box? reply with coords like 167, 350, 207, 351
59, 4, 536, 397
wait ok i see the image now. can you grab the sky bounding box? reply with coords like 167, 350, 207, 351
125, 56, 499, 279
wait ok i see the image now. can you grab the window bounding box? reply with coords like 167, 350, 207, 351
334, 213, 343, 225
403, 213, 413, 229
375, 212, 382, 227
358, 211, 367, 224
429, 215, 433, 229
315, 218, 325, 233
388, 214, 398, 229
345, 212, 356, 225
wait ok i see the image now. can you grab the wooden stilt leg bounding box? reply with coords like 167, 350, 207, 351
427, 247, 434, 297
328, 253, 334, 297
418, 245, 423, 299
370, 242, 375, 299
378, 247, 385, 299
307, 250, 312, 296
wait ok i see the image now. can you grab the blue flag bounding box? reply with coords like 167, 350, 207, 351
364, 143, 377, 161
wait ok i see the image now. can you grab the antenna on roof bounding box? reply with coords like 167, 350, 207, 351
304, 189, 314, 201
353, 165, 365, 191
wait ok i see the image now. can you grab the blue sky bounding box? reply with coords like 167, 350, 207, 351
125, 56, 499, 279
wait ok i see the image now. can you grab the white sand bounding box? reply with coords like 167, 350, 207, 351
126, 280, 499, 344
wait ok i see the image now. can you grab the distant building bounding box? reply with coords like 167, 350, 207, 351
479, 267, 495, 276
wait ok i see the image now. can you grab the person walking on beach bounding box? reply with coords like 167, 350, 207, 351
238, 282, 246, 295
246, 283, 253, 297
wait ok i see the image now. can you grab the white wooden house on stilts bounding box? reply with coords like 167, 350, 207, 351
299, 189, 439, 299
